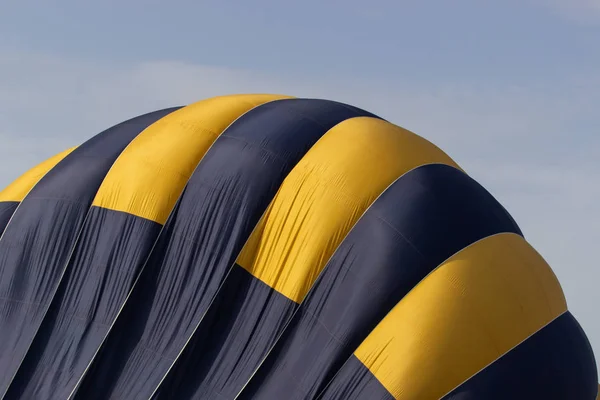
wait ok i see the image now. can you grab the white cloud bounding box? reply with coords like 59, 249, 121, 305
0, 49, 598, 370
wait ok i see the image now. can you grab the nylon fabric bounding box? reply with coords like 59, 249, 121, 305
0, 202, 17, 234
92, 94, 288, 224
0, 107, 179, 397
323, 233, 567, 400
237, 164, 523, 399
0, 147, 76, 233
319, 355, 394, 400
153, 264, 297, 400
71, 99, 378, 400
153, 119, 460, 399
156, 265, 298, 400
2, 95, 286, 399
442, 312, 599, 399
0, 95, 595, 400
4, 95, 277, 399
0, 147, 76, 203
237, 117, 461, 303
4, 210, 162, 400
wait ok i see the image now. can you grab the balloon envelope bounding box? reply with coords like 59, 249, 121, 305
0, 94, 597, 400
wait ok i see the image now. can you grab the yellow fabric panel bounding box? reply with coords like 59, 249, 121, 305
596, 384, 599, 400
92, 94, 291, 224
353, 232, 568, 400
236, 116, 461, 303
0, 147, 77, 202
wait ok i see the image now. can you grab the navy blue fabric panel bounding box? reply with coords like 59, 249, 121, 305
5, 207, 162, 400
154, 266, 297, 399
238, 163, 523, 399
0, 201, 17, 233
442, 312, 599, 400
72, 98, 377, 400
318, 355, 394, 400
217, 98, 379, 160
0, 107, 178, 396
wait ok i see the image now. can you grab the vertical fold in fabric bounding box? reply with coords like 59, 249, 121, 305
72, 99, 378, 400
238, 164, 523, 400
0, 107, 179, 396
154, 118, 460, 399
3, 95, 286, 400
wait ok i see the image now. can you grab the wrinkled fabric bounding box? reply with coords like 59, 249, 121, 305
442, 312, 599, 400
319, 356, 394, 400
0, 96, 596, 400
237, 164, 522, 399
0, 202, 17, 234
151, 116, 459, 400
3, 95, 282, 400
73, 99, 377, 400
5, 209, 162, 400
155, 265, 297, 399
0, 108, 178, 397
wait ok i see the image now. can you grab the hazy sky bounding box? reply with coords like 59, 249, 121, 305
1, 0, 598, 375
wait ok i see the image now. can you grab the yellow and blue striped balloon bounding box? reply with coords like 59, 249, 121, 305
0, 95, 597, 400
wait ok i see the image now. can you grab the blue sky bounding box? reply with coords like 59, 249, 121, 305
1, 0, 599, 376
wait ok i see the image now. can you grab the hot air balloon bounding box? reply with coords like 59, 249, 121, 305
0, 94, 596, 400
